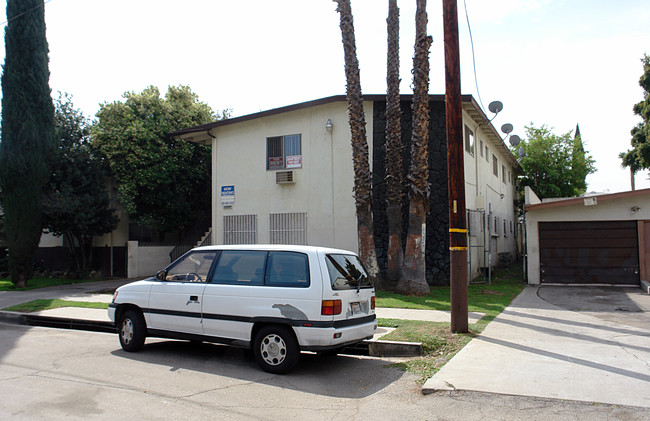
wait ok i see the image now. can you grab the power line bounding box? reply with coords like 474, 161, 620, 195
0, 0, 53, 27
463, 0, 485, 112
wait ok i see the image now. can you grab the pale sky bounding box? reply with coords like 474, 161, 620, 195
1, 0, 649, 193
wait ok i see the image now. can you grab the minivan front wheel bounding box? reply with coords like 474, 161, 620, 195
253, 325, 299, 374
118, 309, 146, 352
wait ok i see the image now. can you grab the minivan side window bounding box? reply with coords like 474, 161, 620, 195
325, 254, 372, 290
210, 250, 267, 285
266, 251, 310, 287
164, 251, 218, 283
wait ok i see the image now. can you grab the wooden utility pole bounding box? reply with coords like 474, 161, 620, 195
443, 0, 468, 333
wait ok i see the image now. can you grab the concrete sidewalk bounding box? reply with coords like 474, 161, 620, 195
423, 286, 650, 408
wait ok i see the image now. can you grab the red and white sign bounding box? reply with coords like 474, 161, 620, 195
286, 155, 302, 169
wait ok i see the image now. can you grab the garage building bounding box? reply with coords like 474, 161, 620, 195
525, 187, 650, 292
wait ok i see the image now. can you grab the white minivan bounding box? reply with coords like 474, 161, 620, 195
108, 245, 377, 373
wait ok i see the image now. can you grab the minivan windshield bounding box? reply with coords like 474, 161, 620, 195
325, 254, 372, 290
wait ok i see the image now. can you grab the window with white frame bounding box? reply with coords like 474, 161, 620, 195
485, 146, 490, 162
270, 212, 307, 244
502, 165, 507, 183
480, 140, 484, 157
464, 125, 474, 156
493, 155, 498, 176
223, 214, 257, 244
267, 134, 302, 170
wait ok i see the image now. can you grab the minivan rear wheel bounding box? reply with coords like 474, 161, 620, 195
253, 325, 299, 374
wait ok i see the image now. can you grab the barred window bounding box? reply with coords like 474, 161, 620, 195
223, 214, 257, 244
270, 212, 307, 244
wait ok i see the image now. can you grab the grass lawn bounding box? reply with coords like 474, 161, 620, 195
376, 263, 526, 383
0, 277, 100, 291
3, 299, 109, 312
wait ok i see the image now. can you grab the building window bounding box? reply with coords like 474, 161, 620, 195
267, 134, 302, 170
480, 140, 484, 157
491, 216, 499, 237
223, 214, 257, 244
493, 155, 498, 176
503, 219, 507, 237
485, 146, 490, 162
464, 125, 474, 156
270, 212, 307, 244
502, 165, 507, 183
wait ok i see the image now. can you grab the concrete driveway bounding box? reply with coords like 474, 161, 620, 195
423, 285, 650, 408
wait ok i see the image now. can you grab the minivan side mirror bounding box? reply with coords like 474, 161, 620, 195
156, 270, 167, 281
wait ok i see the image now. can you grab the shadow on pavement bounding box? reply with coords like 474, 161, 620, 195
536, 285, 650, 330
500, 309, 650, 341
477, 335, 650, 383
109, 339, 406, 399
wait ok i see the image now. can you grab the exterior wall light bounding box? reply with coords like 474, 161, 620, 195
326, 119, 333, 132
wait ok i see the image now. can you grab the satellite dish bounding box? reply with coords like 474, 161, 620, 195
518, 146, 525, 158
501, 123, 513, 134
488, 101, 503, 114
509, 135, 521, 147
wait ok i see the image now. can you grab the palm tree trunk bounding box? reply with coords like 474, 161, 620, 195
397, 0, 432, 296
334, 0, 379, 281
385, 0, 404, 284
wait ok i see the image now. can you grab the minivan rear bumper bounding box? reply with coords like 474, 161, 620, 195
294, 316, 377, 350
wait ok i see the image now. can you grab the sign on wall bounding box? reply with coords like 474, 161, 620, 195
221, 185, 235, 206
286, 155, 302, 169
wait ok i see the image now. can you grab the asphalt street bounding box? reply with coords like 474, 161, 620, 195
1, 322, 648, 421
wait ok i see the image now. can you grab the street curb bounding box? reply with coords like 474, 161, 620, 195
368, 340, 422, 357
0, 311, 421, 356
0, 311, 116, 333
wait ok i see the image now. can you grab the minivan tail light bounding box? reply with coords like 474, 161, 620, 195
322, 299, 342, 315
371, 296, 375, 310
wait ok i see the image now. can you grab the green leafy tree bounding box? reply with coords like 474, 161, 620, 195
0, 0, 57, 287
517, 124, 596, 199
620, 54, 650, 173
0, 212, 7, 273
92, 85, 216, 235
42, 93, 119, 274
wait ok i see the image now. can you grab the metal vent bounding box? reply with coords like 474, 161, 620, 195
276, 171, 295, 184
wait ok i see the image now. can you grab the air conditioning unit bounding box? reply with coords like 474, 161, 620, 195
276, 171, 295, 184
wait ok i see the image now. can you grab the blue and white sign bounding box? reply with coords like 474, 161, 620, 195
221, 185, 235, 206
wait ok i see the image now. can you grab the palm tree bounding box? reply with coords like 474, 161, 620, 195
334, 0, 379, 280
385, 0, 404, 284
396, 0, 432, 295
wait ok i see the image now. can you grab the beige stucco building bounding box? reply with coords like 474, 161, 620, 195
174, 95, 522, 284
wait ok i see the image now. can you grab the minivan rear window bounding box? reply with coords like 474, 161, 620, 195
325, 254, 372, 290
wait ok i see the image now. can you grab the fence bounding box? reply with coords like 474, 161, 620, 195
127, 241, 175, 278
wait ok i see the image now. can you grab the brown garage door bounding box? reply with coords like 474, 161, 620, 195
539, 221, 639, 285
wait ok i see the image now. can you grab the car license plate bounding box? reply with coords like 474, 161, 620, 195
350, 301, 361, 314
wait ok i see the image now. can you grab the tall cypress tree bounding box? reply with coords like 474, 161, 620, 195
0, 0, 56, 287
